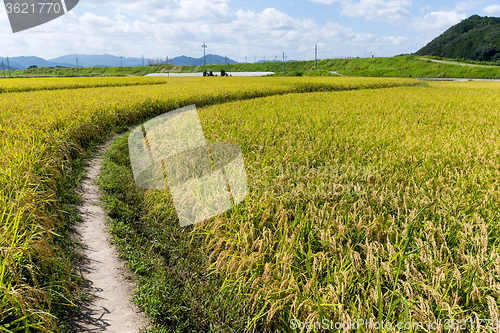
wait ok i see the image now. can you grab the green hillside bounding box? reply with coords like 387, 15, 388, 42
415, 15, 500, 62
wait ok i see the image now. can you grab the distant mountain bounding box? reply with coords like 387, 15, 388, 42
415, 15, 500, 62
172, 54, 238, 66
49, 54, 142, 67
0, 58, 22, 70
50, 54, 238, 67
0, 56, 73, 70
0, 54, 240, 69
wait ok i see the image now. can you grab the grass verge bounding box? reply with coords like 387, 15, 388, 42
98, 135, 250, 332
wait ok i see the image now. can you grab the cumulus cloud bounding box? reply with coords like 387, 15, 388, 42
483, 4, 500, 15
411, 11, 466, 34
341, 0, 412, 22
0, 0, 426, 60
454, 0, 483, 12
307, 0, 344, 4
107, 0, 235, 24
307, 0, 412, 23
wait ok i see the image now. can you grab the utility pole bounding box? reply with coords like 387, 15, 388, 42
76, 57, 79, 77
225, 56, 227, 72
282, 52, 285, 76
142, 55, 144, 66
120, 56, 123, 67
2, 61, 5, 78
202, 42, 207, 72
7, 57, 11, 78
315, 44, 317, 70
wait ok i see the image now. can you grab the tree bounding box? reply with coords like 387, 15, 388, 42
474, 44, 500, 61
28, 65, 38, 69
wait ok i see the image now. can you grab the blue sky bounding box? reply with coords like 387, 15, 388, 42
1, 0, 500, 61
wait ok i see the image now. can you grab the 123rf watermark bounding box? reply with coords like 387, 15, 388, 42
3, 0, 79, 33
290, 318, 500, 331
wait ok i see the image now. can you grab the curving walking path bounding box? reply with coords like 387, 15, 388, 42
71, 138, 150, 332
419, 57, 497, 68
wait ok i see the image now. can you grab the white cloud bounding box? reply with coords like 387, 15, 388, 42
306, 0, 412, 23
454, 0, 483, 12
82, 0, 235, 24
419, 5, 431, 11
0, 0, 436, 60
307, 0, 343, 4
412, 11, 466, 34
483, 4, 500, 15
341, 0, 412, 22
0, 4, 413, 60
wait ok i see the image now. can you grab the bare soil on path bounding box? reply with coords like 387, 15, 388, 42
419, 57, 497, 68
71, 138, 150, 332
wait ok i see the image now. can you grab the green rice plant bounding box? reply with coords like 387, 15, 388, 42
0, 76, 169, 93
0, 76, 418, 331
138, 81, 500, 331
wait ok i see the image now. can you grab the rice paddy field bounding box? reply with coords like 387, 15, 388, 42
0, 76, 172, 93
1, 76, 499, 332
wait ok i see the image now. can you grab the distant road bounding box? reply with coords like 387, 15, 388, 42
419, 58, 496, 68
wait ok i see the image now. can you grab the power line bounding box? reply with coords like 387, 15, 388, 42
202, 42, 207, 72
315, 44, 317, 70
7, 57, 11, 78
282, 52, 285, 76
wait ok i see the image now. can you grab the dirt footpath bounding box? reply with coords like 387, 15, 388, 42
71, 139, 150, 332
419, 57, 496, 68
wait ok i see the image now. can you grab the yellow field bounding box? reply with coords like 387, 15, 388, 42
0, 76, 417, 331
187, 81, 500, 330
0, 76, 172, 93
93, 79, 500, 332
